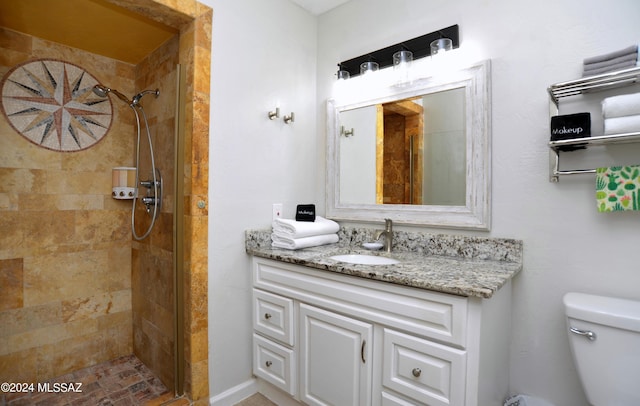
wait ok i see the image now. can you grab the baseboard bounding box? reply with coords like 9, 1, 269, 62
257, 380, 303, 406
209, 378, 258, 406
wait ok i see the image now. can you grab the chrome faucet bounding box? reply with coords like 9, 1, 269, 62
374, 218, 393, 253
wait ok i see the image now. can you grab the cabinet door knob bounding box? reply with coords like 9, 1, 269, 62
264, 313, 272, 320
412, 368, 422, 377
266, 360, 272, 367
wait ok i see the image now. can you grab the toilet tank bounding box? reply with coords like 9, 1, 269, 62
563, 292, 640, 406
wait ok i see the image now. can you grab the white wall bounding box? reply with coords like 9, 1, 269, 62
206, 0, 318, 399
206, 0, 640, 404
317, 1, 640, 405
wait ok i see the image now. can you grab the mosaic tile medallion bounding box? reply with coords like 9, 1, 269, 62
1, 59, 112, 152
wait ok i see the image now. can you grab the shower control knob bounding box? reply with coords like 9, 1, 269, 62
412, 368, 421, 377
119, 191, 125, 196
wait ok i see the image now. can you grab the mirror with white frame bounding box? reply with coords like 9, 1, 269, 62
326, 60, 491, 229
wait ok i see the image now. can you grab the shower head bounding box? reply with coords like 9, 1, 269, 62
132, 89, 160, 106
92, 84, 132, 105
92, 84, 109, 98
93, 84, 160, 107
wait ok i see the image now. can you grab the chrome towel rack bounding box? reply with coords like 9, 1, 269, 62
548, 66, 640, 106
547, 66, 640, 182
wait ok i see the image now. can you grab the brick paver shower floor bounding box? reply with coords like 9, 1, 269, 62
1, 354, 175, 405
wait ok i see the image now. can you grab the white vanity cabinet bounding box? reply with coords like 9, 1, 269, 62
251, 257, 511, 406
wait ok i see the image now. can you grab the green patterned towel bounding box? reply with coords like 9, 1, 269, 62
596, 165, 640, 212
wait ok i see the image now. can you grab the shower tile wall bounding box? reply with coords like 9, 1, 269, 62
0, 2, 210, 400
0, 27, 136, 383
176, 9, 211, 402
131, 34, 179, 391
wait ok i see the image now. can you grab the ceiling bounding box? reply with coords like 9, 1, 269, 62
290, 0, 351, 15
0, 0, 178, 64
0, 0, 348, 65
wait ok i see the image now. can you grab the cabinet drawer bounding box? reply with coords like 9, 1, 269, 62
253, 288, 295, 346
253, 334, 297, 396
382, 328, 466, 406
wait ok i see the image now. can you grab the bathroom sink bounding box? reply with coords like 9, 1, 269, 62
329, 254, 400, 265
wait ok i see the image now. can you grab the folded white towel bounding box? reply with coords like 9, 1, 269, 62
583, 52, 638, 71
604, 115, 640, 135
582, 60, 637, 77
602, 93, 640, 118
272, 216, 340, 239
583, 45, 639, 65
271, 233, 339, 250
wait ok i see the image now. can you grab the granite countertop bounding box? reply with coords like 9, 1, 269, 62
246, 227, 523, 299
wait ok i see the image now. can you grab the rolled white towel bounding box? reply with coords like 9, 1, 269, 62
604, 115, 640, 135
271, 233, 339, 250
272, 216, 340, 239
602, 93, 640, 118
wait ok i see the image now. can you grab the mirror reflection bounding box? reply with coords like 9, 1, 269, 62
339, 87, 466, 206
326, 60, 491, 229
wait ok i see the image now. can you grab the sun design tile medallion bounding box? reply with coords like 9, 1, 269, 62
1, 59, 112, 152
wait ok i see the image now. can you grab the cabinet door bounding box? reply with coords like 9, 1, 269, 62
299, 303, 373, 406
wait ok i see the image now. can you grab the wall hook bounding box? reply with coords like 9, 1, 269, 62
341, 126, 354, 137
268, 107, 280, 120
283, 112, 295, 124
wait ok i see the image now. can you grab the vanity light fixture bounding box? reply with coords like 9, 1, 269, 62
283, 112, 295, 124
430, 38, 453, 56
360, 60, 379, 75
393, 49, 413, 68
336, 24, 459, 79
393, 49, 413, 84
268, 107, 280, 120
337, 64, 350, 80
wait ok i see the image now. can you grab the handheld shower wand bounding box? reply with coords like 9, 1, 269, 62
92, 83, 162, 240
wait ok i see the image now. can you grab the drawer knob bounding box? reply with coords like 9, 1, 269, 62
264, 313, 272, 320
412, 368, 422, 378
265, 360, 272, 367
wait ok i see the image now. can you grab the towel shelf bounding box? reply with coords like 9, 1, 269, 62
548, 66, 640, 106
547, 68, 640, 182
549, 131, 640, 149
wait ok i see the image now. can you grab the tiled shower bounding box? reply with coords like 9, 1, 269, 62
0, 0, 211, 404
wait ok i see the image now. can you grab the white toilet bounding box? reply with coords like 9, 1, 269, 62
563, 292, 640, 406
